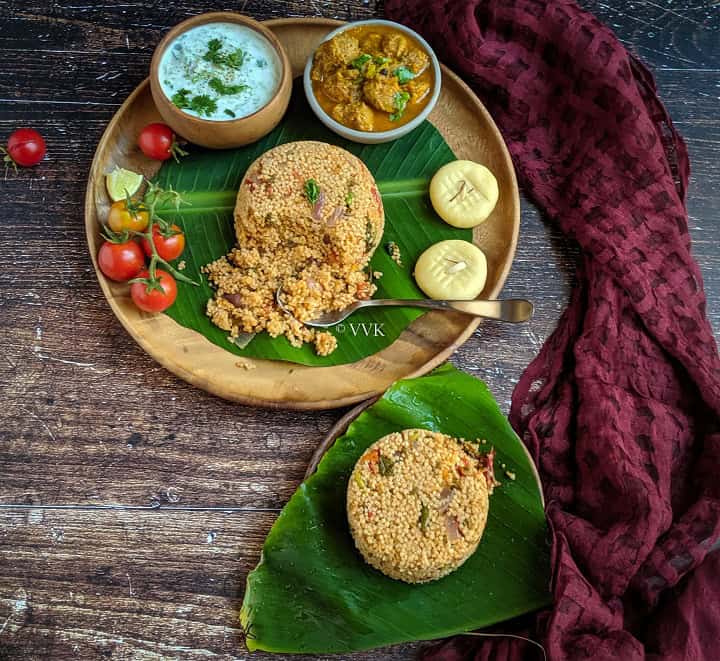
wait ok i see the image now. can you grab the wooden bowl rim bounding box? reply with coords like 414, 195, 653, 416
84, 17, 521, 410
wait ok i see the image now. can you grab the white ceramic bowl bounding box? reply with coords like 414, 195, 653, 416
303, 19, 442, 145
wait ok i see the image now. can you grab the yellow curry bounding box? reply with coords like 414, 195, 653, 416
311, 25, 434, 133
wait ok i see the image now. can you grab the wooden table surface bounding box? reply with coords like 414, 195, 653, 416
1, 1, 717, 659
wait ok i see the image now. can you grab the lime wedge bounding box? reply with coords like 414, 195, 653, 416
106, 167, 143, 202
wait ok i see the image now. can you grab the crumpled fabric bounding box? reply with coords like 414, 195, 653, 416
384, 0, 720, 658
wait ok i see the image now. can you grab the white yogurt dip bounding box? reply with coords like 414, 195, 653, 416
159, 22, 282, 121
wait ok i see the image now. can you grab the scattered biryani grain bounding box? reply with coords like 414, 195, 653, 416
385, 240, 403, 266
347, 428, 496, 583
177, 260, 186, 271
235, 359, 257, 370
314, 331, 337, 356
204, 141, 385, 355
505, 470, 516, 481
373, 270, 383, 279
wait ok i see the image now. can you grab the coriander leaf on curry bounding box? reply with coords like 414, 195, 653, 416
310, 25, 434, 132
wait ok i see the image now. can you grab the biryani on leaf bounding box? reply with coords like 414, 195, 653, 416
204, 141, 384, 356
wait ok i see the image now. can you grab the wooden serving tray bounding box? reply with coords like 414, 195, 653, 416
84, 18, 520, 410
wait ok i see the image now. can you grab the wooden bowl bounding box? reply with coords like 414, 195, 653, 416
149, 12, 292, 149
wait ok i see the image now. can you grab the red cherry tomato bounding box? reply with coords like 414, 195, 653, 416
141, 224, 186, 261
97, 240, 145, 282
138, 123, 185, 161
130, 269, 177, 313
4, 128, 46, 167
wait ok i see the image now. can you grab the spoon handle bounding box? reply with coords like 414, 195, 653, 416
361, 298, 533, 323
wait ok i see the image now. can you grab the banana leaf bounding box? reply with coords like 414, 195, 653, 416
153, 80, 470, 366
240, 364, 551, 653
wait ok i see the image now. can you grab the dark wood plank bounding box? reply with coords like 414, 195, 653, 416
0, 0, 379, 54
0, 508, 423, 659
583, 0, 720, 69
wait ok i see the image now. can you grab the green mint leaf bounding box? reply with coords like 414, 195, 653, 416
224, 108, 236, 118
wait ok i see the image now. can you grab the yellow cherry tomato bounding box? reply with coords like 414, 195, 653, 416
107, 199, 149, 233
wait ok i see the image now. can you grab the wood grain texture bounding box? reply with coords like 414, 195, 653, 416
0, 0, 718, 659
0, 508, 420, 660
83, 18, 520, 409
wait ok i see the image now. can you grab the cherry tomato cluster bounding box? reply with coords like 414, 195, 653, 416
98, 124, 196, 313
98, 181, 196, 313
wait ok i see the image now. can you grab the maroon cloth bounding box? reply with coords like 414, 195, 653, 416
384, 0, 720, 659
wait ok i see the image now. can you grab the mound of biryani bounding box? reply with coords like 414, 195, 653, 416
204, 141, 384, 356
347, 429, 498, 583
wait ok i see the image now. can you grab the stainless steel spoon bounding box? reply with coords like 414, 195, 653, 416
276, 289, 533, 328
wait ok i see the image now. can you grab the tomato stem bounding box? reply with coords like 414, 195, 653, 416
1, 148, 18, 174
170, 139, 189, 163
135, 180, 200, 290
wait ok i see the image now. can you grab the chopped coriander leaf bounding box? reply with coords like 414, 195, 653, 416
224, 48, 245, 69
224, 108, 236, 118
351, 53, 372, 70
304, 179, 320, 205
209, 77, 249, 95
373, 55, 391, 66
172, 89, 218, 117
202, 38, 245, 69
206, 38, 222, 54
394, 65, 416, 85
345, 191, 354, 207
389, 91, 411, 121
171, 88, 192, 108
189, 94, 218, 116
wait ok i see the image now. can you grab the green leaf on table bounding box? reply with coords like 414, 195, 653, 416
240, 365, 552, 654
153, 79, 469, 366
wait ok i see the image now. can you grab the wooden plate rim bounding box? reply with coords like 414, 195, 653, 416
84, 17, 520, 410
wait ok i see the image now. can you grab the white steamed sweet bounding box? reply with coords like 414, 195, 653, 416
429, 160, 499, 228
414, 240, 487, 300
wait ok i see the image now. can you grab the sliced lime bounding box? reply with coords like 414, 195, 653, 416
106, 167, 143, 202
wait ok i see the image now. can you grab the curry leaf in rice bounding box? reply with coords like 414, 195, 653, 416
303, 178, 320, 205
